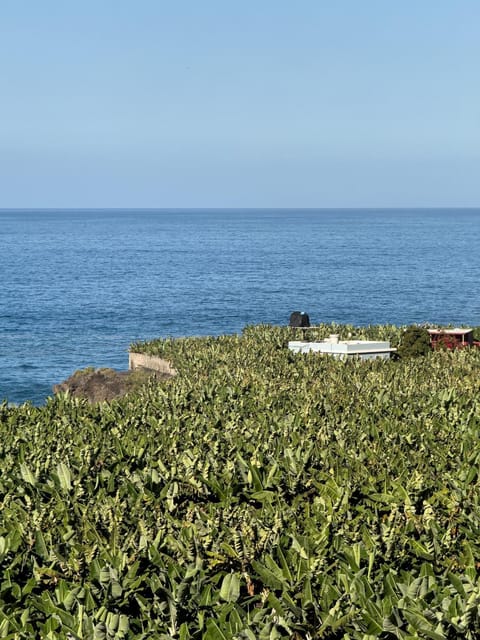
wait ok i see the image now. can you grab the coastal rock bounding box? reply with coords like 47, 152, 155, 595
53, 367, 171, 403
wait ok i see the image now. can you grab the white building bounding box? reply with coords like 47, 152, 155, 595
288, 335, 395, 360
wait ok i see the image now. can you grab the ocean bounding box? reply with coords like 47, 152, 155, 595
1, 208, 480, 405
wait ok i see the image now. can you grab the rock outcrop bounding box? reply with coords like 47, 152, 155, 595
53, 367, 171, 403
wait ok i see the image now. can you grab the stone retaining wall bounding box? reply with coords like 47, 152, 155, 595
128, 353, 177, 376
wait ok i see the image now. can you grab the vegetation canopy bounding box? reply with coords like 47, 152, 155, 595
397, 326, 432, 359
2, 323, 480, 638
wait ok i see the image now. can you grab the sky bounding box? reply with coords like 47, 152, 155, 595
0, 1, 479, 208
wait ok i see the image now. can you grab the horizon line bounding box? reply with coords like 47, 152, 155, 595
1, 206, 480, 212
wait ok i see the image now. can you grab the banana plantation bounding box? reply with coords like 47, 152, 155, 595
1, 324, 480, 638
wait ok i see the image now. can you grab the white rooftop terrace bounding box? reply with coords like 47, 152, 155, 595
288, 335, 396, 360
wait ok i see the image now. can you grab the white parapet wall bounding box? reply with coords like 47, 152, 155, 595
129, 352, 177, 375
288, 339, 395, 360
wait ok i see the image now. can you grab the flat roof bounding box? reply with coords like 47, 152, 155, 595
427, 328, 473, 335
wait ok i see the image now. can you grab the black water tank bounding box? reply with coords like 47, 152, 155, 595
289, 311, 310, 328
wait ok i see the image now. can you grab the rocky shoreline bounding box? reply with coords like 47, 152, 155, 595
53, 367, 172, 403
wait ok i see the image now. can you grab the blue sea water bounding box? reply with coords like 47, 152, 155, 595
1, 208, 480, 405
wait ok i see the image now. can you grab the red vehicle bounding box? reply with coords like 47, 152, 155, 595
428, 328, 480, 350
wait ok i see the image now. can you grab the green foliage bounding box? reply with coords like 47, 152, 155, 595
2, 324, 480, 637
398, 325, 432, 358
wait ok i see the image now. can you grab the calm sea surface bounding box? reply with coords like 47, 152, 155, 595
1, 208, 480, 405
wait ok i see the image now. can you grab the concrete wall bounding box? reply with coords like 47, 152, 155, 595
129, 352, 177, 376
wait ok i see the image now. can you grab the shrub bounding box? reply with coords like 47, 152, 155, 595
398, 325, 431, 358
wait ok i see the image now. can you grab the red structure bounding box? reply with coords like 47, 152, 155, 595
428, 328, 480, 350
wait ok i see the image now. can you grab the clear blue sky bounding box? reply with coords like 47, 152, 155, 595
1, 1, 479, 208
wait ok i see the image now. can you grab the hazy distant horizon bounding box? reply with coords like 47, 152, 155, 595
2, 206, 480, 213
